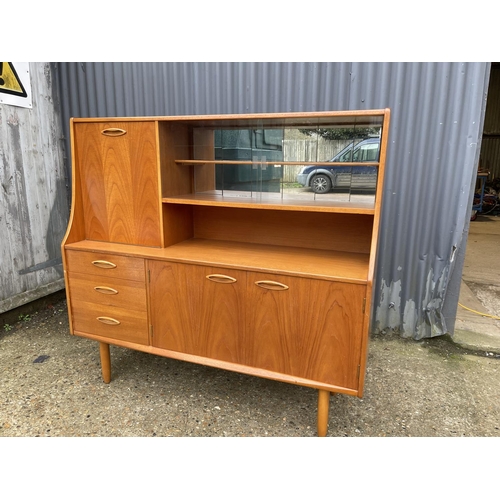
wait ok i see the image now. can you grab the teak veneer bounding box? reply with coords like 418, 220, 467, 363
62, 109, 390, 436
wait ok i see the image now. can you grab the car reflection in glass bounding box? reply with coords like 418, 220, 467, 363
296, 137, 380, 194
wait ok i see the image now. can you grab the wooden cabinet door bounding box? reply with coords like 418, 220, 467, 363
74, 121, 161, 246
148, 261, 246, 364
245, 273, 366, 390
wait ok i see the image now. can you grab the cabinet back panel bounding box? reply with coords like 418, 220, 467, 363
74, 121, 162, 246
194, 206, 372, 253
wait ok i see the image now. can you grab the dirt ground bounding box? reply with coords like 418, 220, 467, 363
1, 294, 499, 438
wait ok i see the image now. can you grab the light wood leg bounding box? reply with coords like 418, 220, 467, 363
317, 389, 330, 437
99, 342, 111, 384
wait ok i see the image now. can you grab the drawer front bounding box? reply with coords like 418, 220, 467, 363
71, 300, 148, 345
67, 272, 146, 312
65, 250, 145, 282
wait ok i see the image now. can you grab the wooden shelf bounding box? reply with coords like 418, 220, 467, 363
162, 239, 370, 283
65, 239, 370, 284
175, 159, 379, 167
163, 193, 375, 214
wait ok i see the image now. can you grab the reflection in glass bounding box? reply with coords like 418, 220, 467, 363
191, 121, 382, 204
293, 124, 380, 203
214, 128, 283, 197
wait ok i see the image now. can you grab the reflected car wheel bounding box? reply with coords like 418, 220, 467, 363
311, 174, 332, 194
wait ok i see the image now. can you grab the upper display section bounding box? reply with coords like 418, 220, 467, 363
71, 109, 390, 215
163, 110, 389, 213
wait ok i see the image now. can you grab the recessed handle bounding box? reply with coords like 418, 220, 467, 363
96, 316, 121, 325
92, 260, 117, 269
101, 128, 127, 137
94, 286, 118, 295
255, 280, 289, 291
206, 274, 237, 284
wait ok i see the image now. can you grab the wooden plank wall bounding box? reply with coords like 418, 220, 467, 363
0, 62, 69, 313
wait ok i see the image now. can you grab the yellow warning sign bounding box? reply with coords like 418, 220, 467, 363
0, 62, 28, 98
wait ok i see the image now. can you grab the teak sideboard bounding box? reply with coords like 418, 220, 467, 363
61, 109, 390, 436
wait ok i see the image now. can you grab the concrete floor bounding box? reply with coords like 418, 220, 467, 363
1, 215, 500, 442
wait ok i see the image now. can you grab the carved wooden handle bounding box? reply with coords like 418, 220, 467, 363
91, 260, 117, 269
97, 316, 121, 325
255, 280, 289, 291
94, 286, 118, 295
101, 128, 127, 137
206, 274, 237, 284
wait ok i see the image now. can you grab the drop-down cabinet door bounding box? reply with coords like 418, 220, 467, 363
73, 121, 162, 247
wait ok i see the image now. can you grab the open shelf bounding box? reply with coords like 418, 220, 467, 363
65, 238, 370, 284
175, 159, 379, 167
161, 239, 370, 283
163, 193, 375, 214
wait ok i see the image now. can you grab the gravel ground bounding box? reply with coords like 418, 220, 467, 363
1, 295, 499, 438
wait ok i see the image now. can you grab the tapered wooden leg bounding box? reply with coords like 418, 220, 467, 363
99, 342, 111, 384
317, 389, 330, 437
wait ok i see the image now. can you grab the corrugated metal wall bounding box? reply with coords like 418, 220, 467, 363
55, 62, 490, 339
0, 62, 69, 313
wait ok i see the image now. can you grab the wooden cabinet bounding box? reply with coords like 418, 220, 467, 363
62, 110, 391, 436
148, 261, 365, 387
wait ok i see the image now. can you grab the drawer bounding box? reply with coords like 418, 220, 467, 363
65, 250, 145, 282
71, 300, 149, 345
67, 272, 146, 312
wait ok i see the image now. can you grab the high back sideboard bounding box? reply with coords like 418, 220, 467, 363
61, 109, 390, 436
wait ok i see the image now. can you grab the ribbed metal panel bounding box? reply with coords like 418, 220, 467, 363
55, 62, 490, 339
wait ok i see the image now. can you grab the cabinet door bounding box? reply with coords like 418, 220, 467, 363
245, 273, 366, 390
148, 261, 246, 364
74, 121, 161, 246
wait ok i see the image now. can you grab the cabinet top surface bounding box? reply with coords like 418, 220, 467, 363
65, 239, 370, 284
71, 109, 390, 128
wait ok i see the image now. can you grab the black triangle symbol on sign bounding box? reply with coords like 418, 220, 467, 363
0, 62, 28, 98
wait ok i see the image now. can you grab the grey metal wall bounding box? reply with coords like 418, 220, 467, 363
55, 62, 491, 339
0, 62, 69, 313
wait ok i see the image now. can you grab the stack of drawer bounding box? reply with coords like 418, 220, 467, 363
66, 250, 149, 345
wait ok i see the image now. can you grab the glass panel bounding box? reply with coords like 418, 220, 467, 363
346, 122, 380, 203
212, 128, 284, 198
305, 122, 381, 203
280, 127, 313, 202
189, 117, 383, 205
